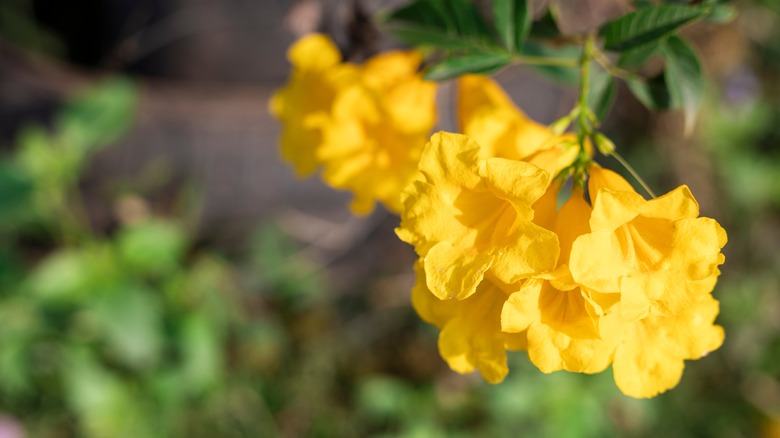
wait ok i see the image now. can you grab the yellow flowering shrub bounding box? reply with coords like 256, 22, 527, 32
270, 34, 436, 214
272, 35, 727, 399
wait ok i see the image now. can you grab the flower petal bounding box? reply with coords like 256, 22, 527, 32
502, 279, 543, 333
424, 241, 493, 300
437, 280, 517, 383
588, 165, 635, 198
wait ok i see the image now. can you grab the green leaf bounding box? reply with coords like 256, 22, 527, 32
599, 4, 709, 52
705, 4, 737, 23
424, 52, 511, 81
528, 8, 561, 39
493, 0, 514, 52
513, 0, 532, 52
625, 74, 672, 110
26, 245, 121, 303
384, 0, 497, 52
178, 314, 223, 394
117, 219, 187, 276
589, 67, 617, 121
16, 125, 79, 187
93, 286, 164, 370
492, 0, 531, 53
0, 160, 33, 217
662, 35, 705, 135
57, 77, 137, 154
26, 249, 92, 302
64, 348, 150, 437
357, 377, 414, 420
617, 43, 659, 70
0, 340, 31, 396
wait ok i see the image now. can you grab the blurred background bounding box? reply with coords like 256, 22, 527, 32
0, 0, 779, 436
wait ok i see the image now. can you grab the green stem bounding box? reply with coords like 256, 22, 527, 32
576, 34, 596, 149
593, 50, 639, 81
513, 55, 579, 68
611, 151, 657, 199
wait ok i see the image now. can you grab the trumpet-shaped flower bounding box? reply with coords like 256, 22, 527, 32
269, 34, 357, 176
318, 51, 436, 214
271, 35, 436, 214
502, 187, 615, 374
567, 166, 727, 397
396, 132, 560, 301
458, 75, 578, 178
570, 166, 727, 319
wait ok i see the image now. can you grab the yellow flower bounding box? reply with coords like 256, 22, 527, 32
269, 34, 357, 177
411, 261, 525, 383
396, 132, 560, 301
271, 36, 435, 214
397, 131, 570, 383
567, 166, 727, 398
318, 51, 437, 214
458, 75, 578, 178
502, 186, 615, 375
571, 166, 727, 319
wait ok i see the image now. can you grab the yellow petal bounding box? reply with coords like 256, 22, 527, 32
611, 321, 686, 398
527, 323, 614, 374
587, 165, 635, 199
589, 189, 644, 232
483, 157, 550, 220
537, 282, 599, 339
361, 51, 423, 91
458, 75, 556, 161
396, 180, 459, 254
531, 179, 561, 231
553, 188, 592, 266
436, 280, 518, 383
384, 78, 438, 134
569, 231, 623, 293
424, 241, 493, 300
489, 223, 559, 285
288, 33, 342, 71
640, 185, 700, 221
458, 75, 515, 122
607, 293, 724, 398
272, 35, 358, 178
524, 137, 579, 181
670, 217, 728, 280
418, 132, 483, 190
315, 53, 435, 214
411, 260, 458, 327
502, 279, 543, 333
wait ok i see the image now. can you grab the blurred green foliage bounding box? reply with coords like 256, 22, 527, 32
0, 79, 308, 436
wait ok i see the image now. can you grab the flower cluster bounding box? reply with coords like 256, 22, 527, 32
397, 76, 726, 398
272, 35, 727, 398
270, 34, 436, 214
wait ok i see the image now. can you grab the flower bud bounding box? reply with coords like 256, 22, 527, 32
594, 133, 616, 155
